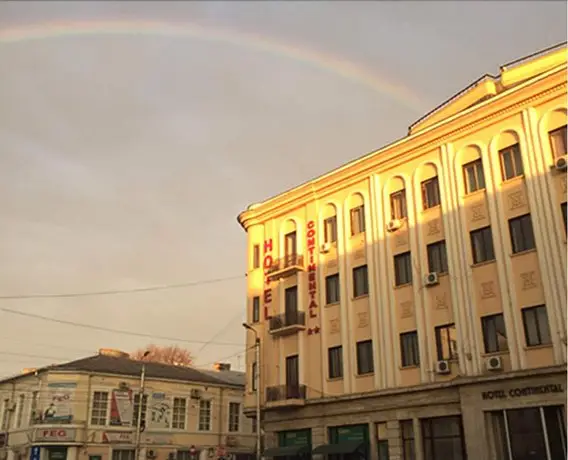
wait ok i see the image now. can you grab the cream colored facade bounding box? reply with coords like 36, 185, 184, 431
0, 353, 255, 460
238, 44, 567, 460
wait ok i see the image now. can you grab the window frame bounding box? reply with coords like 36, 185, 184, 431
470, 226, 495, 264
251, 362, 257, 391
481, 313, 508, 354
394, 251, 413, 286
463, 159, 486, 194
499, 144, 524, 181
427, 240, 448, 274
252, 296, 260, 323
522, 305, 552, 347
435, 323, 458, 361
198, 399, 212, 431
328, 345, 343, 379
132, 393, 148, 429
509, 214, 536, 254
350, 205, 366, 236
561, 202, 567, 235
400, 420, 416, 460
421, 177, 441, 210
352, 265, 369, 298
549, 125, 567, 158
356, 339, 374, 375
400, 331, 420, 367
324, 215, 338, 244
252, 244, 260, 269
325, 273, 340, 305
228, 401, 240, 432
90, 391, 109, 426
390, 189, 408, 220
172, 397, 187, 430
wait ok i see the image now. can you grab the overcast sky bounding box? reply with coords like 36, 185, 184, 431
0, 1, 565, 377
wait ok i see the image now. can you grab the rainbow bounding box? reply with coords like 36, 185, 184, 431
0, 20, 425, 111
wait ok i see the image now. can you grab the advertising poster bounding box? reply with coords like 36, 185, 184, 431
43, 382, 76, 423
148, 392, 171, 429
109, 389, 134, 426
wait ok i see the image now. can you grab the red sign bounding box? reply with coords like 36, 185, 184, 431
306, 220, 318, 320
263, 239, 273, 320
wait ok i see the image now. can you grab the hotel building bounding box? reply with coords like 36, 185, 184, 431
238, 43, 567, 460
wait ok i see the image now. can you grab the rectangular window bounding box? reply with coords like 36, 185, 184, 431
400, 420, 416, 460
284, 231, 297, 260
172, 397, 186, 430
112, 451, 135, 460
356, 340, 374, 375
390, 190, 408, 219
562, 202, 567, 234
471, 226, 495, 264
29, 391, 38, 424
328, 346, 343, 379
252, 244, 260, 269
422, 416, 466, 460
251, 416, 257, 433
394, 252, 412, 286
353, 265, 369, 297
422, 177, 441, 209
481, 314, 508, 353
324, 216, 338, 243
132, 394, 147, 429
400, 331, 420, 367
90, 391, 109, 426
251, 362, 257, 391
463, 159, 486, 193
325, 274, 340, 304
1, 399, 8, 430
509, 214, 536, 253
198, 399, 212, 431
522, 305, 552, 347
252, 296, 260, 323
228, 402, 240, 432
350, 205, 366, 235
500, 144, 524, 180
549, 125, 567, 158
15, 394, 24, 428
427, 240, 448, 274
285, 286, 298, 321
435, 324, 458, 360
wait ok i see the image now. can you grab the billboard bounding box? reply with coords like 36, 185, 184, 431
109, 389, 134, 427
43, 382, 76, 423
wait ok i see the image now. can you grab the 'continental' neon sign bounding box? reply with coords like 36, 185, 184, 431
306, 220, 317, 319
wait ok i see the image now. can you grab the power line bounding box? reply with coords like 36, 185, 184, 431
0, 351, 72, 361
0, 275, 244, 300
0, 308, 244, 346
195, 310, 245, 355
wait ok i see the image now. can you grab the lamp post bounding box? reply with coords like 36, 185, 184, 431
135, 351, 150, 460
243, 323, 261, 460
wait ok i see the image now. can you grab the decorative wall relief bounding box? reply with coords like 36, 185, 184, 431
354, 249, 365, 260
471, 204, 485, 222
395, 234, 409, 248
427, 220, 441, 236
400, 301, 413, 319
434, 292, 448, 310
480, 281, 497, 299
508, 190, 525, 211
358, 312, 369, 328
329, 318, 340, 334
327, 258, 338, 269
520, 271, 538, 290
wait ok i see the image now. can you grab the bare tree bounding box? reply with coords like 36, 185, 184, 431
131, 344, 194, 366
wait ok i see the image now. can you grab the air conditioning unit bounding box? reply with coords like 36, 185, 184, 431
486, 356, 503, 371
435, 360, 450, 374
424, 272, 439, 287
320, 242, 331, 253
554, 155, 568, 171
190, 389, 201, 400
386, 219, 402, 232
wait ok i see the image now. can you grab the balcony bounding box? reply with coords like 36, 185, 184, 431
265, 384, 307, 408
269, 310, 306, 336
266, 254, 304, 281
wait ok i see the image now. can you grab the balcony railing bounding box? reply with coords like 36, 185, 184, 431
269, 310, 306, 336
266, 384, 307, 404
265, 254, 304, 280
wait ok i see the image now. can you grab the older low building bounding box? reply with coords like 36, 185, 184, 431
238, 43, 567, 460
0, 349, 255, 460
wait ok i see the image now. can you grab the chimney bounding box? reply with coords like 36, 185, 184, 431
98, 348, 130, 358
22, 368, 37, 374
213, 363, 231, 371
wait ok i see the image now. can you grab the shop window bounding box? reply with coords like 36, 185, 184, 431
400, 420, 416, 460
509, 214, 536, 253
112, 451, 135, 460
328, 345, 343, 379
353, 265, 369, 297
252, 296, 260, 323
228, 402, 240, 432
90, 391, 108, 426
326, 274, 340, 304
47, 449, 68, 460
427, 240, 448, 274
463, 159, 486, 194
421, 416, 466, 460
172, 397, 186, 430
198, 399, 212, 431
324, 215, 338, 243
394, 252, 412, 286
356, 340, 374, 375
481, 314, 508, 353
435, 324, 458, 361
522, 305, 552, 347
549, 125, 567, 158
500, 144, 524, 180
390, 190, 408, 219
351, 205, 366, 235
561, 202, 567, 235
400, 331, 420, 367
376, 422, 389, 460
252, 244, 260, 269
471, 226, 495, 264
421, 177, 441, 209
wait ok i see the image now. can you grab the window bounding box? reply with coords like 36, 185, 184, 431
435, 324, 458, 360
400, 331, 420, 367
90, 391, 108, 426
15, 394, 24, 428
549, 125, 567, 158
350, 205, 366, 235
112, 451, 135, 460
427, 240, 448, 274
198, 399, 211, 431
471, 226, 495, 264
228, 402, 240, 432
463, 159, 486, 193
562, 202, 567, 234
421, 177, 440, 209
509, 214, 536, 253
500, 144, 524, 180
394, 252, 412, 286
251, 416, 258, 433
390, 190, 407, 219
172, 397, 186, 430
324, 216, 338, 244
352, 265, 369, 297
252, 296, 260, 323
251, 362, 257, 391
481, 314, 508, 353
252, 244, 260, 269
400, 420, 416, 460
522, 305, 552, 347
422, 416, 466, 460
1, 399, 9, 430
356, 340, 374, 375
29, 391, 38, 424
132, 394, 147, 429
328, 346, 343, 379
325, 274, 340, 304
285, 286, 298, 320
284, 232, 297, 259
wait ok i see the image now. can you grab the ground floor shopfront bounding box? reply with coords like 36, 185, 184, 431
261, 366, 566, 460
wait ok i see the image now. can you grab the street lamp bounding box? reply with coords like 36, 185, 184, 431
243, 323, 261, 460
135, 350, 150, 460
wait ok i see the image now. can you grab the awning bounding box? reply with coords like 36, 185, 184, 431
263, 445, 311, 457
312, 441, 365, 455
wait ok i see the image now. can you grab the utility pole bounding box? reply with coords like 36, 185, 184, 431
134, 351, 150, 460
243, 323, 261, 460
